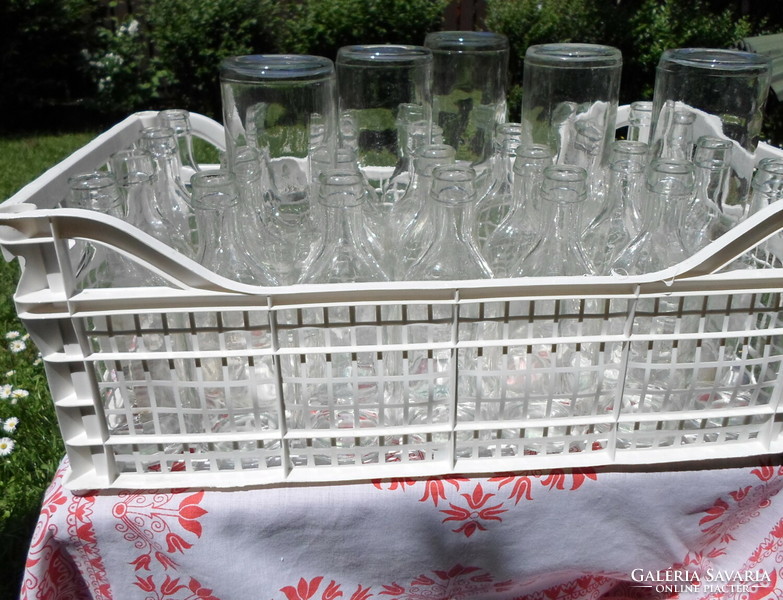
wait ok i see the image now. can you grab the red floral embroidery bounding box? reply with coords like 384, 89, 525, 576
490, 473, 535, 504
441, 484, 507, 537
284, 564, 515, 600
375, 469, 597, 537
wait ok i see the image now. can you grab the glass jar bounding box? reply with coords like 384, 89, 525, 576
335, 45, 432, 194
424, 31, 509, 180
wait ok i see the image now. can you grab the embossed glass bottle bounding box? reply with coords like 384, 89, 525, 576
483, 144, 553, 278
473, 122, 524, 247
582, 140, 648, 274
138, 126, 197, 258
405, 164, 492, 281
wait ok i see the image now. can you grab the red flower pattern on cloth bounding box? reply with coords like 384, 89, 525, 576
20, 459, 112, 600
20, 461, 89, 600
280, 565, 515, 600
111, 489, 220, 599
373, 468, 598, 537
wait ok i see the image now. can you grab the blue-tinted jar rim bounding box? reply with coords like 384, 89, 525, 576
337, 45, 433, 67
424, 31, 509, 53
220, 55, 334, 82
659, 48, 770, 74
525, 44, 622, 68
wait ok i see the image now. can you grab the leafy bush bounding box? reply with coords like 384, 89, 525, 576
281, 0, 448, 58
486, 0, 763, 119
84, 0, 284, 119
0, 0, 98, 131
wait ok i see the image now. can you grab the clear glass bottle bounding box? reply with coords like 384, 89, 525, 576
611, 158, 695, 275
483, 144, 553, 278
110, 147, 159, 232
680, 136, 733, 255
627, 101, 653, 144
512, 165, 595, 277
582, 140, 648, 274
658, 108, 696, 161
405, 164, 492, 281
299, 168, 389, 284
157, 109, 201, 174
65, 172, 145, 288
190, 169, 276, 285
473, 122, 524, 247
138, 126, 197, 258
392, 144, 456, 278
383, 104, 428, 205
748, 157, 783, 268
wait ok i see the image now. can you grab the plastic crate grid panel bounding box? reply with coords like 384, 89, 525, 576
75, 288, 783, 477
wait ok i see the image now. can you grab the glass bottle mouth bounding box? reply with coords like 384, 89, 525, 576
646, 158, 695, 195
190, 170, 240, 209
541, 166, 588, 204
659, 48, 770, 75
424, 31, 509, 54
513, 144, 554, 174
158, 109, 192, 134
220, 54, 335, 82
337, 45, 432, 67
66, 172, 123, 211
430, 165, 476, 205
140, 127, 178, 156
110, 148, 157, 185
525, 43, 622, 68
318, 168, 365, 208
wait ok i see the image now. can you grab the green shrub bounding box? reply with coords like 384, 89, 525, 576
282, 0, 448, 58
0, 0, 98, 131
84, 0, 284, 119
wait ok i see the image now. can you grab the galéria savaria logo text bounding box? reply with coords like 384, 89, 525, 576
631, 569, 772, 594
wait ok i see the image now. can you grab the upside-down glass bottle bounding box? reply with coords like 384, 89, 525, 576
405, 164, 492, 281
483, 144, 553, 278
299, 168, 389, 284
138, 126, 197, 258
582, 140, 648, 274
473, 122, 524, 247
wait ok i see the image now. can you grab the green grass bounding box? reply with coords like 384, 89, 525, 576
0, 130, 96, 599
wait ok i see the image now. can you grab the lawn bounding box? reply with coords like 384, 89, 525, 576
0, 130, 97, 600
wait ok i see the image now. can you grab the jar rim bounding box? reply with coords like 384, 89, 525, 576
659, 48, 770, 73
337, 45, 432, 67
220, 54, 334, 82
424, 31, 509, 53
525, 43, 622, 67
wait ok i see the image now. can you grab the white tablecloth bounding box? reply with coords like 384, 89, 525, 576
20, 455, 783, 600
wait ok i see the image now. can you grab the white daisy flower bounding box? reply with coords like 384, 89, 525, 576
0, 437, 14, 456
0, 384, 12, 399
3, 417, 18, 433
9, 340, 26, 353
33, 358, 43, 366
11, 389, 29, 399
21, 333, 30, 341
5, 331, 20, 340
5, 370, 15, 377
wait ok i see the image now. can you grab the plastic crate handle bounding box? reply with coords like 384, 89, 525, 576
1, 198, 782, 294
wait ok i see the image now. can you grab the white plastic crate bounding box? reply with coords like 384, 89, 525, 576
1, 110, 783, 491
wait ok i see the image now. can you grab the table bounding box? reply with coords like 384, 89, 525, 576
20, 455, 783, 600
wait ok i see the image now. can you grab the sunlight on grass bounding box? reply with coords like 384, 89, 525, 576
0, 131, 95, 598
